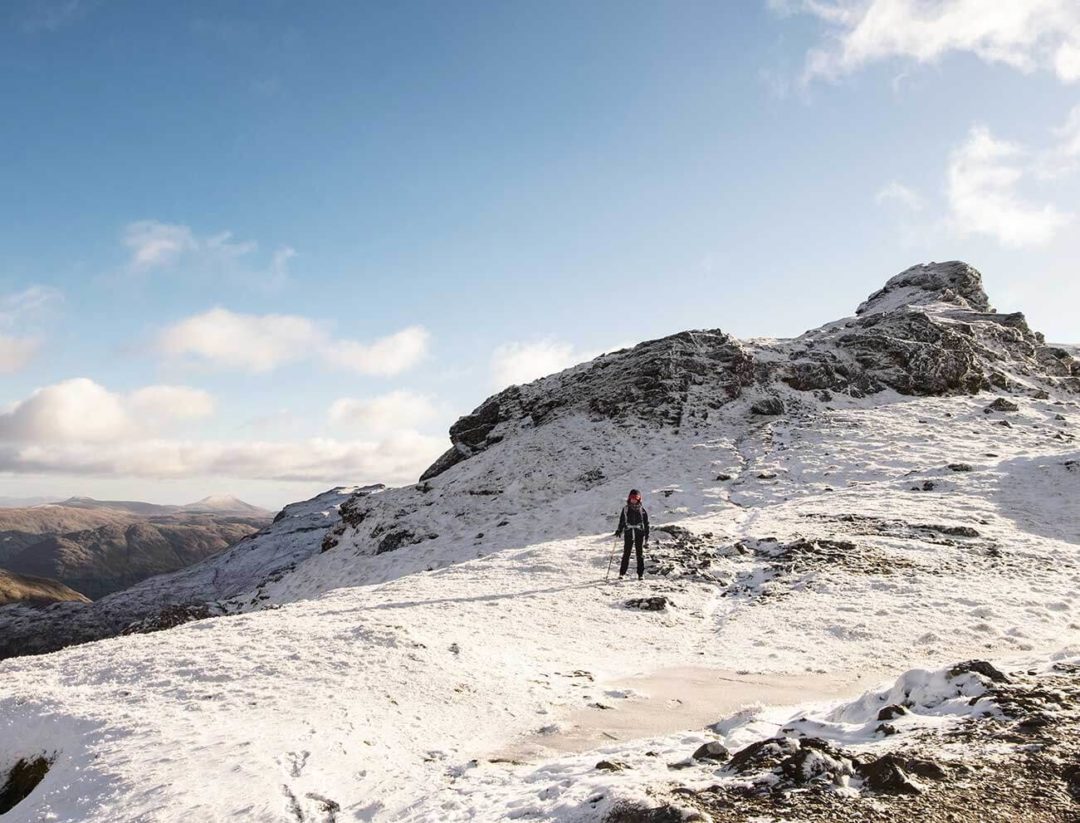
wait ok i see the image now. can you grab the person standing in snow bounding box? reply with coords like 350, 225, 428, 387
614, 489, 650, 580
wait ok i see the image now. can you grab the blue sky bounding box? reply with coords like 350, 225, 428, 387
1, 0, 1078, 508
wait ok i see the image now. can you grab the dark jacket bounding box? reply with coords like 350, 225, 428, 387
615, 504, 649, 538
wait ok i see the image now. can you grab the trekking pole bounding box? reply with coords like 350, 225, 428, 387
605, 536, 619, 581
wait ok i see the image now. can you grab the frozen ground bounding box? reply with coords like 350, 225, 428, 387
1, 389, 1078, 822
2, 264, 1079, 821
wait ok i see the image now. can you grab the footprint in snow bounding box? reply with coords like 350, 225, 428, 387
281, 750, 310, 778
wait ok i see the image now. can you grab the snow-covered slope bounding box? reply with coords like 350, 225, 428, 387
0, 262, 1078, 822
0, 487, 372, 658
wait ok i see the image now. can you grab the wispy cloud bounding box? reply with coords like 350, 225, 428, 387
875, 180, 924, 211
775, 0, 1080, 85
158, 308, 430, 376
0, 285, 62, 374
19, 0, 96, 33
122, 219, 295, 289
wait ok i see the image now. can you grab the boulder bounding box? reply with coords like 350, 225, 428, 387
877, 704, 909, 721
692, 742, 731, 763
858, 754, 922, 795
750, 398, 785, 416
625, 596, 672, 612
986, 398, 1020, 413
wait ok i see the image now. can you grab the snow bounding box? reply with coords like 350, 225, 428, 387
1, 266, 1078, 821
1, 385, 1078, 821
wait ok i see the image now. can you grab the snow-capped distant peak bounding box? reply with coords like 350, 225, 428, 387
180, 495, 270, 516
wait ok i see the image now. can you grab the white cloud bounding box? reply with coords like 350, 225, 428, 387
0, 378, 133, 443
782, 0, 1080, 85
129, 385, 216, 421
875, 180, 924, 210
158, 308, 320, 373
323, 326, 431, 377
121, 219, 295, 287
491, 339, 625, 389
0, 378, 443, 485
946, 125, 1072, 247
329, 391, 438, 434
0, 378, 216, 444
0, 336, 42, 374
0, 432, 447, 486
158, 308, 430, 376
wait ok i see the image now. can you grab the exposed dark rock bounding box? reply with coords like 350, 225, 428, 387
947, 463, 973, 472
604, 802, 698, 823
595, 760, 629, 772
421, 330, 756, 480
986, 398, 1020, 413
949, 660, 1009, 684
857, 261, 991, 315
0, 756, 51, 815
778, 738, 853, 786
858, 754, 922, 795
625, 596, 672, 611
121, 603, 215, 635
692, 741, 731, 762
750, 398, 785, 416
727, 737, 801, 774
877, 704, 909, 721
375, 529, 422, 555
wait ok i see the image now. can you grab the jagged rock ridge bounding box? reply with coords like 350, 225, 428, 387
423, 261, 1079, 479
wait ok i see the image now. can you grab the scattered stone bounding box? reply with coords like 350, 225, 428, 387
1033, 389, 1051, 400
858, 754, 922, 795
751, 398, 785, 416
757, 472, 778, 480
985, 398, 1020, 413
625, 596, 672, 612
877, 704, 909, 721
714, 473, 732, 482
998, 419, 1013, 428
692, 742, 731, 763
603, 801, 703, 823
922, 480, 936, 491
595, 760, 629, 772
727, 737, 800, 774
947, 463, 973, 472
122, 603, 215, 635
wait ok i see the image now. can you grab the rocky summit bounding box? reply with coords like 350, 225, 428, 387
423, 261, 1079, 480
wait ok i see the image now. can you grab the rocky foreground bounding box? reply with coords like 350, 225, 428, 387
605, 661, 1080, 823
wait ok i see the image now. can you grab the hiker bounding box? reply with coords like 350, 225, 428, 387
614, 489, 649, 580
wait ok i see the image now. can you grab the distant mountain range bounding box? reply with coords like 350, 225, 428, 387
54, 495, 271, 517
0, 495, 272, 602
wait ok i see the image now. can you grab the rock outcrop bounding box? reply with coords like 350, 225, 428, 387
422, 261, 1080, 479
